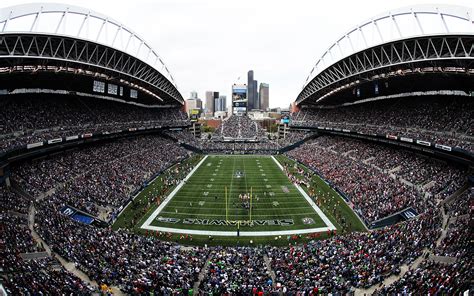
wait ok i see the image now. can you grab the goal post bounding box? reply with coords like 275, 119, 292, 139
249, 186, 253, 222
225, 186, 228, 222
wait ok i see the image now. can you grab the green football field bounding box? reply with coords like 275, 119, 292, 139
141, 155, 332, 234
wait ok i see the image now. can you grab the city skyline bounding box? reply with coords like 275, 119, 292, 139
191, 69, 270, 115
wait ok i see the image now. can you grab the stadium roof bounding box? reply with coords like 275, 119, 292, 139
0, 3, 183, 104
297, 4, 474, 106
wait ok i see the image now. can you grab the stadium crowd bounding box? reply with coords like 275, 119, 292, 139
213, 115, 265, 140
287, 136, 467, 223
1, 113, 471, 295
166, 128, 313, 154
201, 141, 279, 154
1, 154, 471, 294
373, 259, 472, 295
268, 209, 441, 293
199, 247, 272, 295
291, 96, 474, 152
434, 188, 472, 258
1, 196, 94, 294
276, 130, 314, 147
11, 135, 190, 219
0, 95, 189, 154
445, 187, 473, 217
3, 183, 453, 295
1, 186, 32, 215
34, 196, 206, 294
3, 182, 451, 295
166, 129, 281, 154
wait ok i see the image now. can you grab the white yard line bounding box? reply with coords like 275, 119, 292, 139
295, 184, 336, 230
141, 155, 209, 229
271, 155, 285, 171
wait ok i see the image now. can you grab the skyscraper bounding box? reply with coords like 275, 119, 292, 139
220, 95, 227, 111
214, 95, 226, 112
247, 70, 258, 110
259, 83, 269, 111
185, 91, 202, 115
205, 91, 219, 114
190, 91, 198, 100
185, 98, 202, 114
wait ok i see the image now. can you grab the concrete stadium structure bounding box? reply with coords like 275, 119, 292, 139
296, 4, 474, 106
0, 3, 183, 105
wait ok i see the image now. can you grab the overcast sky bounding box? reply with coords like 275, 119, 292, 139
2, 0, 473, 108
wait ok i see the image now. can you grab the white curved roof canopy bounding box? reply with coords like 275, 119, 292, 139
303, 4, 474, 89
0, 2, 177, 89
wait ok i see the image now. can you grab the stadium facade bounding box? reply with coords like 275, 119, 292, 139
291, 4, 474, 170
0, 3, 183, 106
0, 3, 189, 182
296, 4, 473, 106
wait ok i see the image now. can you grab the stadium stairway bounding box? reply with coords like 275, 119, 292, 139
263, 254, 277, 288
440, 184, 470, 205
354, 249, 430, 295
193, 254, 211, 295
355, 203, 451, 295
427, 204, 467, 264
27, 203, 125, 296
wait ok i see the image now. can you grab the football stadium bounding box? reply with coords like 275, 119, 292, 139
1, 1, 473, 295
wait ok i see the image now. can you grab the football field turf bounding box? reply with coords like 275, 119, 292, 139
141, 155, 335, 236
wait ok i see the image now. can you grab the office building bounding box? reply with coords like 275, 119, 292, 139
215, 95, 226, 112
190, 91, 198, 100
247, 70, 258, 110
259, 83, 269, 111
205, 91, 219, 114
185, 97, 202, 115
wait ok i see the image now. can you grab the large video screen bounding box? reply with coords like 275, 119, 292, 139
190, 109, 200, 122
232, 88, 247, 101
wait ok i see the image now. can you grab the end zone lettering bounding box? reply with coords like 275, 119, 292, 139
156, 217, 180, 224
158, 217, 294, 226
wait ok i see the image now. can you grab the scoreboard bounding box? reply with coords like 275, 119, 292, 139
190, 109, 200, 122
281, 111, 290, 124
233, 101, 247, 115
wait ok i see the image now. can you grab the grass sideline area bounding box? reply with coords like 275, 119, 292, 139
112, 154, 204, 230
113, 154, 366, 246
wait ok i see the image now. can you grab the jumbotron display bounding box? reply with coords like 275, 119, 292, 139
1, 2, 472, 295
